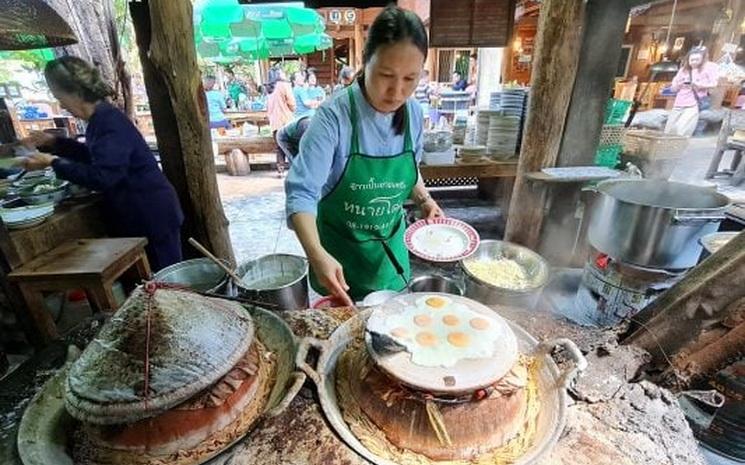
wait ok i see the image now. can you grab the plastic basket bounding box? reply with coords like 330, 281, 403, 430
595, 144, 622, 167
604, 99, 632, 125
599, 124, 627, 146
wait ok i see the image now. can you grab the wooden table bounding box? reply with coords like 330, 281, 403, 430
8, 238, 150, 344
224, 111, 269, 131
419, 160, 518, 187
0, 197, 108, 346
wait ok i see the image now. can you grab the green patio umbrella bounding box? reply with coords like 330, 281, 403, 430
0, 47, 55, 62
194, 0, 331, 60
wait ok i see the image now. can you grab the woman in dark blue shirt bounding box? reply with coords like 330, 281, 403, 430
20, 56, 183, 271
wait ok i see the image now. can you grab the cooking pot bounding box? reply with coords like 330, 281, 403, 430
152, 258, 234, 295
296, 309, 586, 465
235, 254, 309, 310
587, 179, 730, 269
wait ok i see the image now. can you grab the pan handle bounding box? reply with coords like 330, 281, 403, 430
538, 338, 588, 390
295, 337, 327, 386
265, 371, 306, 417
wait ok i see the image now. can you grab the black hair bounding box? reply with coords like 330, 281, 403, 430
359, 5, 428, 135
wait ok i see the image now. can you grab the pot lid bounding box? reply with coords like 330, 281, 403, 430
365, 293, 518, 394
0, 0, 77, 50
65, 285, 254, 424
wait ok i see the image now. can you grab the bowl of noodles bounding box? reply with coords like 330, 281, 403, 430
460, 240, 550, 309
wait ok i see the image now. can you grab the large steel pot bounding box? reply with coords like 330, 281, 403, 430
296, 309, 587, 465
588, 179, 730, 269
235, 254, 309, 310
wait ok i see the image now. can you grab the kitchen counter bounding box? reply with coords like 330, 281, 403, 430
0, 301, 706, 465
1, 196, 106, 270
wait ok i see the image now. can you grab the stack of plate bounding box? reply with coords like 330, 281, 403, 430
486, 115, 521, 159
459, 145, 487, 164
500, 89, 527, 117
476, 110, 499, 146
0, 202, 55, 230
489, 92, 501, 111
422, 149, 456, 166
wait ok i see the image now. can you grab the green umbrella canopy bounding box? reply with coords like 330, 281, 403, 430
194, 0, 331, 59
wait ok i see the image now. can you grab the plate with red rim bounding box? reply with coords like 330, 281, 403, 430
404, 218, 480, 263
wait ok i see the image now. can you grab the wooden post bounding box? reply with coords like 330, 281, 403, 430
557, 0, 632, 167
129, 0, 235, 264
354, 22, 364, 70
623, 232, 745, 387
534, 0, 633, 267
710, 0, 745, 61
503, 0, 585, 248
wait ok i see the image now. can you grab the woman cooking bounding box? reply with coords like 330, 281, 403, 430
285, 6, 443, 306
19, 56, 184, 271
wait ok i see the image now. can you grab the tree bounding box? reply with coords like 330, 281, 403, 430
43, 0, 134, 119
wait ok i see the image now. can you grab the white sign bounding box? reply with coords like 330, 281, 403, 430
329, 9, 341, 24
344, 10, 356, 24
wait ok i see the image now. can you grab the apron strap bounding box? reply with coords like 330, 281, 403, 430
402, 102, 413, 153
347, 86, 361, 155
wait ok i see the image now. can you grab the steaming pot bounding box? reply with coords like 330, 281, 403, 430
587, 179, 730, 269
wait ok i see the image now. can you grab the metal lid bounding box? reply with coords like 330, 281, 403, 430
365, 293, 518, 394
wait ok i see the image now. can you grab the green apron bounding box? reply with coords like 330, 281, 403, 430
311, 87, 418, 301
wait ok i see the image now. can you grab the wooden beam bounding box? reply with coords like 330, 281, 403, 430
623, 232, 745, 387
559, 0, 630, 167
354, 21, 363, 70
503, 0, 585, 248
129, 0, 235, 265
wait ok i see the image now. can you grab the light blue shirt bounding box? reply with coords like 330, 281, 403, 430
285, 81, 423, 219
205, 90, 226, 123
293, 86, 314, 118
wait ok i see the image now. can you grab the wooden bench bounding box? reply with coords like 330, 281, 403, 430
8, 238, 151, 344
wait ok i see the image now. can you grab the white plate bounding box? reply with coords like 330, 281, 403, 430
404, 218, 480, 262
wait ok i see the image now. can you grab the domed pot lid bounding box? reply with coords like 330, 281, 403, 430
65, 285, 255, 424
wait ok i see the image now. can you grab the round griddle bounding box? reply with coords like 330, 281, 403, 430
365, 293, 518, 395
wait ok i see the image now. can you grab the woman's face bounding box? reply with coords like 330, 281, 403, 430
50, 87, 87, 119
364, 41, 424, 113
294, 72, 305, 86
308, 73, 317, 86
688, 53, 704, 68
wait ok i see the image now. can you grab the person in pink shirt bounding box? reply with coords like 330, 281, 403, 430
267, 68, 296, 176
664, 46, 719, 136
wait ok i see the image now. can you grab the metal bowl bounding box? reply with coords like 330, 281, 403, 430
408, 274, 464, 295
152, 258, 234, 295
460, 240, 550, 309
235, 254, 309, 310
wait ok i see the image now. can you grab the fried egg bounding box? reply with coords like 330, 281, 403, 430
378, 295, 500, 367
415, 295, 452, 310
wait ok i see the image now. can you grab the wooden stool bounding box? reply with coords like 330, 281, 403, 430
8, 238, 151, 344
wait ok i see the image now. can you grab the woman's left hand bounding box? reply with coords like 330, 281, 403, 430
20, 153, 57, 171
420, 198, 444, 219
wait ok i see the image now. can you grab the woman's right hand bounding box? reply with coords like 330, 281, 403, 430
309, 250, 354, 307
21, 131, 56, 149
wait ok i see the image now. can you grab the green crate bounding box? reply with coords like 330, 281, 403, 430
595, 143, 622, 167
604, 99, 632, 125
